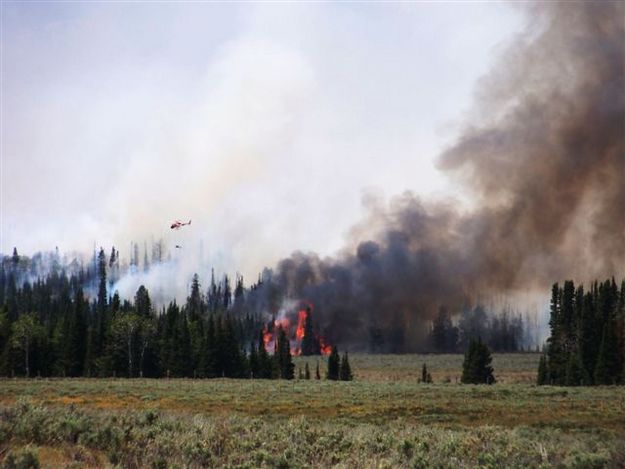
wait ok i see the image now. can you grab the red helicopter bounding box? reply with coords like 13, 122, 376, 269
170, 219, 191, 230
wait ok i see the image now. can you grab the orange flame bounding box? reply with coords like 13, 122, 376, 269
274, 317, 290, 331
319, 336, 332, 355
263, 327, 272, 349
261, 302, 333, 356
295, 309, 307, 340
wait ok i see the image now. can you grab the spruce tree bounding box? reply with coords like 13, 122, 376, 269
430, 306, 458, 352
327, 346, 340, 380
301, 307, 321, 356
97, 248, 107, 313
565, 350, 585, 386
339, 351, 353, 381
546, 283, 566, 384
461, 338, 495, 384
275, 327, 294, 380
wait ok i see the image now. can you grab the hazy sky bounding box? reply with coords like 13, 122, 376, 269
1, 2, 524, 278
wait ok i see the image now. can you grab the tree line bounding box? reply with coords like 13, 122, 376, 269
538, 278, 625, 386
0, 248, 353, 380
427, 305, 528, 354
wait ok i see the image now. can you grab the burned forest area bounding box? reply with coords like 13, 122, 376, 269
2, 1, 625, 468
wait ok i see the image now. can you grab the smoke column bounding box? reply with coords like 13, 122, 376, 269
254, 2, 625, 349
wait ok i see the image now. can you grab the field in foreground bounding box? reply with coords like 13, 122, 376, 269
1, 354, 624, 468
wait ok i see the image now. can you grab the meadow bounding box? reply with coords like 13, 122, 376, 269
1, 353, 624, 468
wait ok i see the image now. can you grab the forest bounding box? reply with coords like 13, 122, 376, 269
1, 247, 623, 385
538, 279, 625, 385
1, 246, 537, 379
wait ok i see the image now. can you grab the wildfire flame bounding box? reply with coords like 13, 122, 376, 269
261, 303, 332, 356
295, 309, 306, 341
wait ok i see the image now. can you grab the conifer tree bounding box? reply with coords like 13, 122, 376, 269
339, 351, 353, 381
546, 283, 566, 384
97, 248, 107, 313
461, 338, 495, 384
135, 286, 152, 318
275, 327, 294, 379
327, 346, 340, 380
594, 327, 610, 385
301, 307, 321, 356
430, 306, 458, 352
187, 274, 203, 322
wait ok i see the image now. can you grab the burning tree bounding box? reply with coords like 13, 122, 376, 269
300, 307, 321, 356
327, 346, 340, 380
275, 327, 294, 380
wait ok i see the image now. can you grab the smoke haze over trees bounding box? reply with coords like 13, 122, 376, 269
228, 1, 625, 351
1, 3, 623, 356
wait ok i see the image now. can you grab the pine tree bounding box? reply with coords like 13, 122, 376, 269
461, 338, 495, 384
564, 351, 581, 386
97, 248, 107, 313
135, 286, 152, 318
222, 275, 232, 310
430, 306, 458, 352
339, 351, 353, 381
327, 346, 340, 380
187, 274, 203, 322
275, 327, 294, 379
301, 307, 321, 356
546, 283, 566, 384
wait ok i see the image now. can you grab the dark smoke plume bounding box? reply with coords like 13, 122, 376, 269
248, 2, 625, 351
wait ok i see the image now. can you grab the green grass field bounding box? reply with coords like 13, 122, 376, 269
1, 354, 624, 468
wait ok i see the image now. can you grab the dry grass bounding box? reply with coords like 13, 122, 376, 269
1, 353, 624, 468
